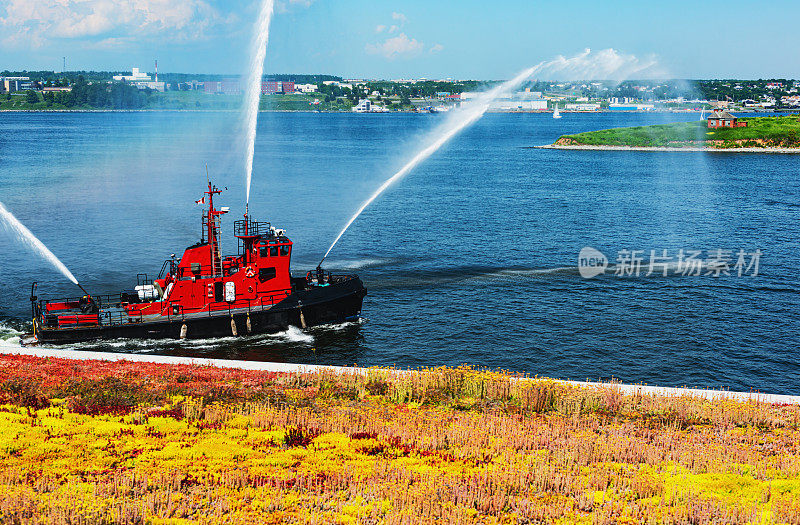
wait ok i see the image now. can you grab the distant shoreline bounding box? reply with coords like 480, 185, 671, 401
2, 108, 794, 114
0, 109, 325, 113
536, 144, 800, 153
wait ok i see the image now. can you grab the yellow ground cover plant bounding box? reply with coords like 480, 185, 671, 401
0, 355, 799, 524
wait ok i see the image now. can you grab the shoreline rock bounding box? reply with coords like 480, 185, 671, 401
536, 144, 800, 154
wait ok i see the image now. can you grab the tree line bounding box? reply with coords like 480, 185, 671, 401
38, 77, 152, 109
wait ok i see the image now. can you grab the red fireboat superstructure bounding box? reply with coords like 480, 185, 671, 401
26, 182, 366, 345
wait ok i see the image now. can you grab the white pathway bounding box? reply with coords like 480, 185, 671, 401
4, 347, 799, 406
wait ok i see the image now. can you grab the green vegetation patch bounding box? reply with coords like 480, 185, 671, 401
557, 116, 800, 148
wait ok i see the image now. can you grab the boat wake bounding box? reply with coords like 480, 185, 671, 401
368, 265, 584, 289
0, 322, 23, 348
309, 318, 365, 332
265, 325, 315, 344
322, 257, 401, 270
3, 321, 336, 355
0, 315, 367, 357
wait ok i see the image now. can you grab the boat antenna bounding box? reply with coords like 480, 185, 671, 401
205, 163, 210, 185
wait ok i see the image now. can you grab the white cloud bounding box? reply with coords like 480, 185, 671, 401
375, 24, 386, 33
388, 25, 399, 34
0, 0, 221, 48
536, 48, 662, 81
391, 12, 407, 23
429, 43, 444, 54
365, 33, 423, 60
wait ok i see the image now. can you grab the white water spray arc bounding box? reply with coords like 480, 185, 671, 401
0, 201, 80, 287
320, 65, 540, 263
320, 48, 659, 263
243, 0, 275, 209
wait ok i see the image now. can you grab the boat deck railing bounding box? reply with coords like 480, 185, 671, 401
164, 289, 293, 323
233, 219, 271, 238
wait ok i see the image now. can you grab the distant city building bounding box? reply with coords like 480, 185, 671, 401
134, 81, 165, 92
261, 81, 294, 94
176, 81, 203, 91
489, 99, 547, 111
323, 80, 353, 90
609, 97, 635, 104
609, 103, 654, 111
565, 103, 601, 111
352, 99, 373, 112
1, 77, 33, 92
113, 68, 151, 82
352, 98, 386, 113
707, 110, 748, 128
204, 79, 241, 94
113, 68, 165, 92
42, 86, 72, 93
295, 83, 318, 93
203, 80, 294, 95
781, 95, 800, 106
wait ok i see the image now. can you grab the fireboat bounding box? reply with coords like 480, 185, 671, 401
22, 182, 367, 345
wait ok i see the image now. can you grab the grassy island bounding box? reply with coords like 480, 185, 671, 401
0, 355, 799, 523
555, 116, 800, 150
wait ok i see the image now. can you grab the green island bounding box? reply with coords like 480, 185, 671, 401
554, 116, 800, 150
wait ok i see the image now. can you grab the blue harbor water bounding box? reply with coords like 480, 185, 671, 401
0, 111, 798, 393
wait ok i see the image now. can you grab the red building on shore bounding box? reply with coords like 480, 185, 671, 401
707, 111, 748, 129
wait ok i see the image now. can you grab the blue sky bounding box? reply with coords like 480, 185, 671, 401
1, 0, 798, 79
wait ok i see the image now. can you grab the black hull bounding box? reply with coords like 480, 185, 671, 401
34, 278, 366, 345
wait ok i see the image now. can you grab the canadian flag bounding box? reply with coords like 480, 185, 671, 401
195, 197, 205, 205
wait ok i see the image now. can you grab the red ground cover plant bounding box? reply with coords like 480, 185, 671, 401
0, 354, 799, 524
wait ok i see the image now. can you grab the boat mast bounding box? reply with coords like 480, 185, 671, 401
203, 181, 225, 277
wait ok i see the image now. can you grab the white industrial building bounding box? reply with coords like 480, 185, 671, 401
113, 67, 165, 92
323, 80, 353, 90
352, 99, 387, 113
295, 83, 318, 93
113, 68, 151, 82
565, 103, 601, 111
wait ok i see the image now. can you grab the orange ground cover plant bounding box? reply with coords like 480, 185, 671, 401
0, 354, 799, 524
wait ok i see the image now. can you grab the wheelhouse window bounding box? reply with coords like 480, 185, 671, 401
280, 245, 291, 256
259, 246, 280, 257
259, 267, 276, 282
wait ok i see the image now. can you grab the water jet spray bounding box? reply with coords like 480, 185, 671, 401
319, 64, 543, 265
243, 0, 275, 209
0, 201, 85, 291
319, 48, 660, 264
